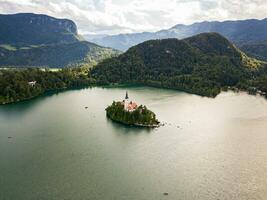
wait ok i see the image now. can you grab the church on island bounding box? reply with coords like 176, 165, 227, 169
122, 91, 138, 112
106, 91, 160, 127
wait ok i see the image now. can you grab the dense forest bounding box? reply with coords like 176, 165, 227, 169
2, 33, 267, 105
106, 101, 159, 127
0, 67, 95, 104
92, 33, 267, 97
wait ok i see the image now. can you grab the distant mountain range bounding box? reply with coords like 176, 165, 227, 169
92, 33, 266, 97
86, 18, 267, 61
1, 13, 267, 69
0, 13, 119, 68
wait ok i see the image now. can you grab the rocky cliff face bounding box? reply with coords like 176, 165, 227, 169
25, 13, 77, 34
0, 13, 79, 45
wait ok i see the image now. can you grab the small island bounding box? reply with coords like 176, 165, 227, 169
106, 92, 160, 128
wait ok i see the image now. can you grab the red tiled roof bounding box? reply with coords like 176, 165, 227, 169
127, 102, 138, 111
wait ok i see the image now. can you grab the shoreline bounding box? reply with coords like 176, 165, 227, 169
1, 84, 267, 106
0, 85, 94, 105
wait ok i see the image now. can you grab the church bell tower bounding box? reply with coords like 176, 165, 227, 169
124, 91, 129, 110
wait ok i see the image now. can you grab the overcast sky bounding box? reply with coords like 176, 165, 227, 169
0, 0, 267, 35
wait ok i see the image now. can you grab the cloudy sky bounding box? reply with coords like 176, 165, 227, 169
0, 0, 266, 35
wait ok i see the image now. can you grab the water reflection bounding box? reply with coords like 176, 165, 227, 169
0, 87, 92, 117
105, 116, 153, 134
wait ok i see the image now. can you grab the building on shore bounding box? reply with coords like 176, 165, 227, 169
28, 81, 36, 86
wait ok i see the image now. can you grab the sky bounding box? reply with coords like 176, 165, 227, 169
0, 0, 267, 35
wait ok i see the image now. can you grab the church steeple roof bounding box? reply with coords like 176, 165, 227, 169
125, 91, 129, 99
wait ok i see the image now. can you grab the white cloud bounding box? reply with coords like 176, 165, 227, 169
0, 0, 266, 34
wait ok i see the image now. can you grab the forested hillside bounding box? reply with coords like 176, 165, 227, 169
0, 42, 119, 68
92, 33, 266, 97
1, 33, 267, 105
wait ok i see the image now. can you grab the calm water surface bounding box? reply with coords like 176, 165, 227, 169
1, 87, 267, 200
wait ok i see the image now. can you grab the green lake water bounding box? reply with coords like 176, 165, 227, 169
1, 87, 267, 200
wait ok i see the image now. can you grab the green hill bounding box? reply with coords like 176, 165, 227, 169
0, 13, 119, 68
92, 33, 266, 97
0, 41, 119, 68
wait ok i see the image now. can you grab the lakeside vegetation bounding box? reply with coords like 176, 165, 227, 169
106, 101, 159, 127
2, 65, 267, 106
0, 67, 95, 104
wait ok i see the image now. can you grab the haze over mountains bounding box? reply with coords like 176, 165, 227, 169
1, 13, 267, 69
87, 18, 267, 61
0, 13, 119, 68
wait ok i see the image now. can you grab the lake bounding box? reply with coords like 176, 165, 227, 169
1, 87, 267, 200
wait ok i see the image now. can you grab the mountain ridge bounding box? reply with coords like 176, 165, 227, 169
87, 18, 267, 61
